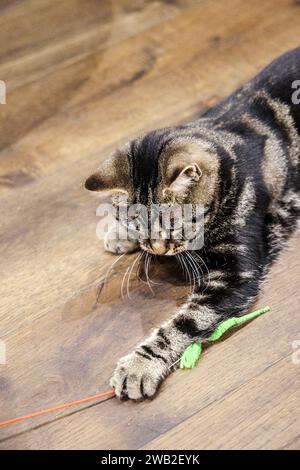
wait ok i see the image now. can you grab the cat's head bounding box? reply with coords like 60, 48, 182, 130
85, 128, 219, 255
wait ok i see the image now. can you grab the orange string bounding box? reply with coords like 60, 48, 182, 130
0, 390, 115, 428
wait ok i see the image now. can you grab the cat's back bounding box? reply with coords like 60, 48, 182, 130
203, 48, 300, 129
189, 49, 299, 220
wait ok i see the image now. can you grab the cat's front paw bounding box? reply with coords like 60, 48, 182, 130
110, 350, 168, 400
104, 227, 139, 254
104, 236, 138, 254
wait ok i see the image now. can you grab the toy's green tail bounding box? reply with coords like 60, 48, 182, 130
179, 306, 270, 369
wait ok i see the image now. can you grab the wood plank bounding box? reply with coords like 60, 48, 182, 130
0, 0, 198, 180
0, 236, 299, 449
0, 0, 196, 90
0, 0, 299, 450
1, 0, 300, 194
143, 356, 300, 450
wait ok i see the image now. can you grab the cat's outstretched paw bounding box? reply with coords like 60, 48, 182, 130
110, 351, 168, 400
104, 227, 139, 254
104, 236, 138, 255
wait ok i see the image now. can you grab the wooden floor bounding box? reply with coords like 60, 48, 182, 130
0, 0, 299, 450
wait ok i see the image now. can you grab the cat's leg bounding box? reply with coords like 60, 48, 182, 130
110, 255, 263, 400
104, 223, 139, 255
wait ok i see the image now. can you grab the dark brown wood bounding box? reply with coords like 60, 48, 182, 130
0, 0, 299, 450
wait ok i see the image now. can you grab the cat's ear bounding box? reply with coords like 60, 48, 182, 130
165, 163, 202, 196
85, 147, 130, 194
163, 139, 219, 200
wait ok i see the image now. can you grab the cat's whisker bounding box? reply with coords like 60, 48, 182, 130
181, 254, 194, 293
145, 253, 155, 295
192, 251, 211, 292
193, 250, 210, 279
183, 251, 198, 293
180, 252, 194, 293
168, 357, 181, 369
185, 251, 202, 290
188, 251, 205, 285
126, 252, 143, 299
185, 251, 201, 280
98, 252, 125, 301
121, 265, 131, 301
136, 250, 146, 282
102, 253, 125, 286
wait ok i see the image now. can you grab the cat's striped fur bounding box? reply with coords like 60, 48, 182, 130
86, 48, 300, 400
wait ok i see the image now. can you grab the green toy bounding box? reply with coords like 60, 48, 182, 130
180, 306, 270, 369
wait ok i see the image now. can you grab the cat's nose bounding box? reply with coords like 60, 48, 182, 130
151, 240, 167, 255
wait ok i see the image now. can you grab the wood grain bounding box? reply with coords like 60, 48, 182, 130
0, 0, 299, 450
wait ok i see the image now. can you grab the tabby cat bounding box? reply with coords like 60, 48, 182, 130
85, 48, 300, 400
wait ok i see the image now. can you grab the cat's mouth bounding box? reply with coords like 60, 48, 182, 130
140, 240, 187, 256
